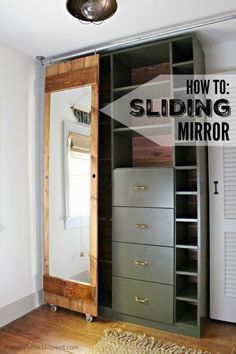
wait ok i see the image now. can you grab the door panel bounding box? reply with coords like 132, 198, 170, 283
209, 72, 236, 322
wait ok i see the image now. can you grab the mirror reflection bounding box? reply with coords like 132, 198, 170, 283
49, 85, 92, 284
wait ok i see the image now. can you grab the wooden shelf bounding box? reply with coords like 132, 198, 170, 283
98, 217, 112, 222
113, 124, 173, 137
176, 245, 198, 250
176, 285, 198, 303
176, 264, 198, 276
175, 166, 197, 170
176, 192, 197, 195
176, 218, 198, 223
172, 60, 194, 67
174, 142, 197, 147
173, 86, 186, 92
98, 260, 112, 265
113, 124, 172, 131
113, 79, 171, 93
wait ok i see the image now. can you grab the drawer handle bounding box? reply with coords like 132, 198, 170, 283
135, 260, 148, 266
135, 296, 149, 304
133, 185, 148, 191
135, 223, 148, 229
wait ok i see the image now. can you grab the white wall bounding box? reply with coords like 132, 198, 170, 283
0, 42, 43, 327
204, 40, 236, 74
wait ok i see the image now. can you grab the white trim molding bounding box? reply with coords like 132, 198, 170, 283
0, 290, 43, 328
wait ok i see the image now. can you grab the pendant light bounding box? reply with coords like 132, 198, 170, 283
66, 0, 118, 24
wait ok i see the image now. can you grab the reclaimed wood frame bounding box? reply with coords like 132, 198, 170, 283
43, 55, 99, 317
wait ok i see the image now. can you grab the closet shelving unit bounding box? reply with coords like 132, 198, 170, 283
98, 34, 208, 337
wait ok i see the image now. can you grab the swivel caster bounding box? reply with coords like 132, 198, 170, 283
50, 304, 58, 313
85, 314, 93, 323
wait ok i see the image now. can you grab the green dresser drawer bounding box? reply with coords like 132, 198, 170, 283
113, 243, 174, 285
112, 277, 174, 324
113, 207, 174, 247
113, 168, 174, 208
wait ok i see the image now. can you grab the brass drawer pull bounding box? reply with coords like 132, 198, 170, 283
135, 223, 148, 229
135, 296, 149, 304
135, 260, 148, 266
133, 185, 148, 191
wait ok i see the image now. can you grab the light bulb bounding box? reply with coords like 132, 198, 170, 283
81, 0, 100, 20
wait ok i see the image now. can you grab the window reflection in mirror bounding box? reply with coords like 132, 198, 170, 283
68, 132, 90, 221
65, 124, 91, 229
49, 85, 92, 284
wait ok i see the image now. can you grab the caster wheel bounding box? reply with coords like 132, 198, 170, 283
50, 304, 58, 313
86, 314, 93, 323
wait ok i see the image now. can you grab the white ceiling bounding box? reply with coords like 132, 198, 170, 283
0, 0, 235, 59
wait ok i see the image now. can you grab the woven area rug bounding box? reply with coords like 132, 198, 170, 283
88, 328, 211, 354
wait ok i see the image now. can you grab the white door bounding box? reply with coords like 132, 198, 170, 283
209, 71, 236, 322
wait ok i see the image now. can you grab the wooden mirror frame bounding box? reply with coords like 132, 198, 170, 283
43, 55, 99, 318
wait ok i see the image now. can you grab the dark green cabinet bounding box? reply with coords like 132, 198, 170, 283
99, 33, 208, 337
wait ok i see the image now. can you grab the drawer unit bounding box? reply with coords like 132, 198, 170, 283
113, 207, 174, 247
112, 277, 174, 324
113, 243, 174, 285
113, 168, 174, 208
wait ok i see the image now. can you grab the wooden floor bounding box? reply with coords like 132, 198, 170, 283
0, 305, 235, 353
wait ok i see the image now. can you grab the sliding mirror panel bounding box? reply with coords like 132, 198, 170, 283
43, 55, 99, 320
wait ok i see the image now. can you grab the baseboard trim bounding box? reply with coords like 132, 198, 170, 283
0, 290, 44, 328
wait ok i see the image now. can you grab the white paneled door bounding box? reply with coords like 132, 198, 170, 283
209, 72, 236, 322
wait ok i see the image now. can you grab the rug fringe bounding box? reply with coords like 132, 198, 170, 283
102, 328, 213, 354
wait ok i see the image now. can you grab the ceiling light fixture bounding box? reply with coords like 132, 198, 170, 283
66, 0, 118, 24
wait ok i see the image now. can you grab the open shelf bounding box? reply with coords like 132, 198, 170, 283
100, 56, 111, 108
176, 301, 198, 327
98, 161, 112, 218
176, 221, 198, 247
99, 119, 111, 160
98, 259, 112, 308
176, 194, 197, 219
113, 127, 173, 168
176, 275, 198, 303
173, 62, 194, 89
113, 42, 170, 89
176, 248, 198, 275
176, 169, 197, 192
175, 146, 197, 166
172, 38, 193, 64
